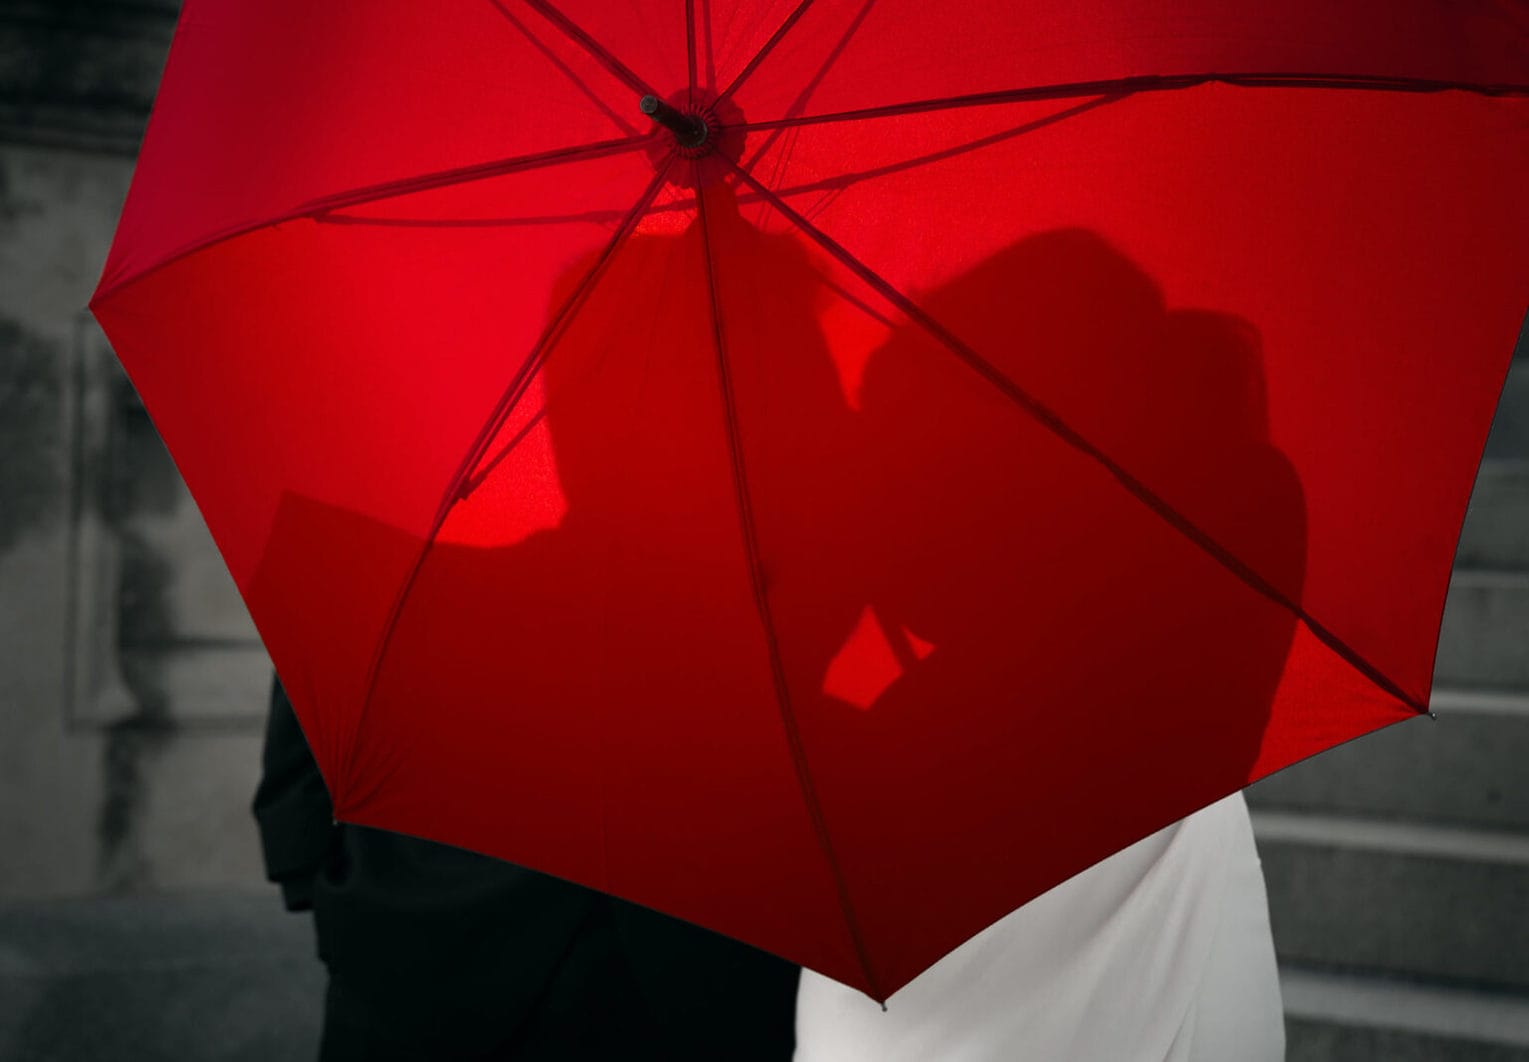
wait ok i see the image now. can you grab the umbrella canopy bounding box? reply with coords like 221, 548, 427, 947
92, 1, 1528, 1000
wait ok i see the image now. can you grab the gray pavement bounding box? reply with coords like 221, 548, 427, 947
0, 890, 323, 1062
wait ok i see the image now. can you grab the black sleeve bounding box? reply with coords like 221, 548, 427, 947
251, 675, 337, 911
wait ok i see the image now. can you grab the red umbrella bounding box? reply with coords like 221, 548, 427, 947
92, 1, 1527, 1000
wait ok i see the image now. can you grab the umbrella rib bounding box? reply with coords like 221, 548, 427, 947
736, 71, 1529, 132
92, 134, 650, 305
518, 0, 659, 99
736, 0, 878, 173
725, 156, 1429, 718
716, 0, 817, 104
700, 0, 716, 89
686, 0, 698, 103
336, 159, 675, 807
459, 404, 551, 497
486, 0, 642, 136
694, 170, 884, 1000
753, 93, 1123, 199
300, 136, 650, 216
316, 208, 628, 230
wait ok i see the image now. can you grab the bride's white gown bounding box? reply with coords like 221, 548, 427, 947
794, 792, 1284, 1061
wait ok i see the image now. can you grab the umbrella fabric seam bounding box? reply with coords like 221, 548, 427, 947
91, 135, 651, 306
695, 171, 883, 1000
725, 155, 1427, 719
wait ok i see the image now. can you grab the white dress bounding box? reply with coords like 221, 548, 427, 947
793, 792, 1284, 1062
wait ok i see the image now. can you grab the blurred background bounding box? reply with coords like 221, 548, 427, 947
0, 3, 1525, 1059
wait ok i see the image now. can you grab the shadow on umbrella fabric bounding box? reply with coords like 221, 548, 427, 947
249, 191, 1307, 997
799, 227, 1306, 985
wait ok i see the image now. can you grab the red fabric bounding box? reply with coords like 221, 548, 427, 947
93, 0, 1528, 999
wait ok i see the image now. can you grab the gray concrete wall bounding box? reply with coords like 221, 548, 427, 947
1, 0, 269, 901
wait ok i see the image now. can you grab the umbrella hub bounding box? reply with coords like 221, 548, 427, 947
641, 95, 710, 153
638, 91, 746, 171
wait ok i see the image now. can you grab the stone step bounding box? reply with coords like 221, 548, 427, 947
1458, 461, 1529, 570
1253, 811, 1529, 992
1434, 570, 1529, 689
1282, 965, 1529, 1062
1247, 689, 1529, 831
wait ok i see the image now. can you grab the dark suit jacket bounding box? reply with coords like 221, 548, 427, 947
253, 678, 799, 1060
